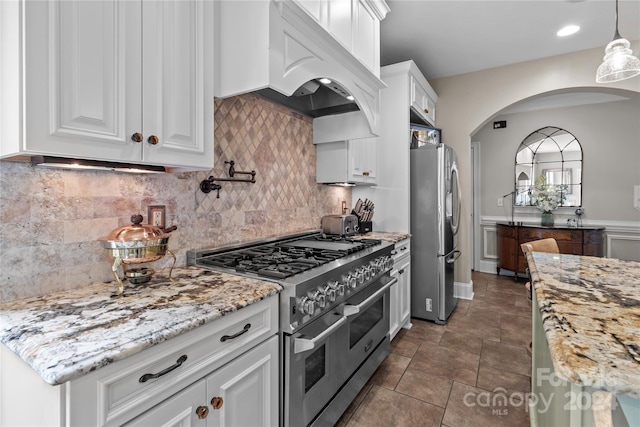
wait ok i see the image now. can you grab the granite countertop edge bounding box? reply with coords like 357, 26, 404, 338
355, 231, 411, 243
528, 252, 640, 399
0, 266, 281, 386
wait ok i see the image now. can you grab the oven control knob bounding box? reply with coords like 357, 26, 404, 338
369, 260, 380, 275
322, 282, 338, 302
299, 297, 316, 316
355, 269, 365, 285
343, 274, 356, 289
311, 290, 327, 309
362, 266, 372, 281
329, 280, 346, 297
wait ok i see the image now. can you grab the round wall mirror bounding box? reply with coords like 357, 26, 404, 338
514, 126, 582, 207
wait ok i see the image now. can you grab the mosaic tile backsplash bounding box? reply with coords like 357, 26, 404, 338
0, 94, 350, 303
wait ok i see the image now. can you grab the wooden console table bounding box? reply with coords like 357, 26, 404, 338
496, 223, 604, 276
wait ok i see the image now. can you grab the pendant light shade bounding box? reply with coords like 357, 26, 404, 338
596, 0, 640, 83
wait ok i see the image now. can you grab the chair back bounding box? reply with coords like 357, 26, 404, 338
520, 238, 560, 254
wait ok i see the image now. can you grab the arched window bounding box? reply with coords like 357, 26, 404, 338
514, 126, 582, 207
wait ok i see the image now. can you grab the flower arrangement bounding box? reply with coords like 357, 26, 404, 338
530, 175, 566, 213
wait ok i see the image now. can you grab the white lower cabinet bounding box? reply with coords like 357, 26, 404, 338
0, 297, 279, 427
126, 336, 279, 427
390, 239, 411, 339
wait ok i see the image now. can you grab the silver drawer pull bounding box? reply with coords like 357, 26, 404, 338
139, 355, 187, 383
220, 323, 251, 342
344, 278, 396, 317
294, 316, 347, 354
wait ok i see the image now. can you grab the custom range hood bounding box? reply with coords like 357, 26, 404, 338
215, 0, 387, 142
255, 78, 359, 118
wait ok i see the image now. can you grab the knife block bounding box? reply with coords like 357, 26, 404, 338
358, 220, 372, 234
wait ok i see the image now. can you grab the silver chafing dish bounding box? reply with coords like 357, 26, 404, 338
98, 214, 176, 295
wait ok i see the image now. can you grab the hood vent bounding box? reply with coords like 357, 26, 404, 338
255, 79, 359, 118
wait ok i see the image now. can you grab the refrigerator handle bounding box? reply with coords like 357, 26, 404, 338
450, 161, 461, 236
446, 250, 461, 264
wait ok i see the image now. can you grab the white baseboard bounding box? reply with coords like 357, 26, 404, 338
454, 280, 474, 300
477, 259, 498, 275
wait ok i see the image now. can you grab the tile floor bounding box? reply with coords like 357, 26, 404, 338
336, 271, 532, 427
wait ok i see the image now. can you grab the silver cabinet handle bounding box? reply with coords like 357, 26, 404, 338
294, 316, 347, 354
344, 278, 397, 317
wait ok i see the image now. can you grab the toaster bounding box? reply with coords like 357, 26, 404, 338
321, 214, 359, 236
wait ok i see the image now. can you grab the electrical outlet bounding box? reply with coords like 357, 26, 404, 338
634, 185, 640, 211
497, 197, 504, 207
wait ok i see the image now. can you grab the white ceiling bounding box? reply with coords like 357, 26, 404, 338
380, 0, 640, 80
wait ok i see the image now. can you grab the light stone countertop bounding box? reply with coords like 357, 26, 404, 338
0, 266, 281, 385
355, 231, 411, 243
528, 252, 640, 398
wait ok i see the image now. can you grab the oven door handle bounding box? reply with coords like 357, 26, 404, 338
343, 277, 397, 317
293, 316, 348, 354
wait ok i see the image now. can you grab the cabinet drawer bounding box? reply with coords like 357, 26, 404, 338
519, 228, 581, 242
393, 239, 410, 262
71, 296, 278, 426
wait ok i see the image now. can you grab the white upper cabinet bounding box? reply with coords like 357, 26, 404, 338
0, 0, 214, 170
292, 0, 386, 76
316, 138, 377, 185
215, 0, 388, 139
410, 74, 437, 126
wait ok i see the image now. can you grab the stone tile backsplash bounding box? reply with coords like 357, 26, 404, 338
0, 94, 350, 302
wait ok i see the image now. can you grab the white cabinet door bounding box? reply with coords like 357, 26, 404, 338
348, 138, 377, 184
353, 0, 379, 75
205, 336, 278, 427
396, 254, 411, 329
124, 380, 208, 427
141, 0, 214, 168
389, 269, 401, 339
24, 0, 143, 163
327, 0, 353, 50
410, 75, 436, 126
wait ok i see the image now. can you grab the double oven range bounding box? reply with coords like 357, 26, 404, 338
187, 231, 395, 426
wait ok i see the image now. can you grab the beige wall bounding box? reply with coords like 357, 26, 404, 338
430, 41, 640, 285
0, 94, 350, 303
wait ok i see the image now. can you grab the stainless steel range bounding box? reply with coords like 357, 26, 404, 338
187, 231, 396, 427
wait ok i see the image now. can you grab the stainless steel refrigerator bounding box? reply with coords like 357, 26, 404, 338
410, 130, 461, 324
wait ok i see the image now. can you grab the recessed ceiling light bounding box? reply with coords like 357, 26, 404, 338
557, 25, 580, 37
318, 78, 332, 85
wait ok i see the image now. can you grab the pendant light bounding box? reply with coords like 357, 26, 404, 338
595, 0, 640, 83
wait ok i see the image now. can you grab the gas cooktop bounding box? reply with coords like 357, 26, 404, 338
191, 233, 382, 280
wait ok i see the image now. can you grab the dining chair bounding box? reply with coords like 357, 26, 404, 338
520, 238, 559, 356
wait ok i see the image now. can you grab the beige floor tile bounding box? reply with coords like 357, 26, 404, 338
369, 353, 411, 389
410, 342, 480, 386
347, 385, 445, 427
501, 313, 532, 332
500, 326, 531, 348
442, 382, 530, 427
480, 340, 532, 377
476, 365, 531, 394
396, 369, 453, 407
438, 331, 483, 355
